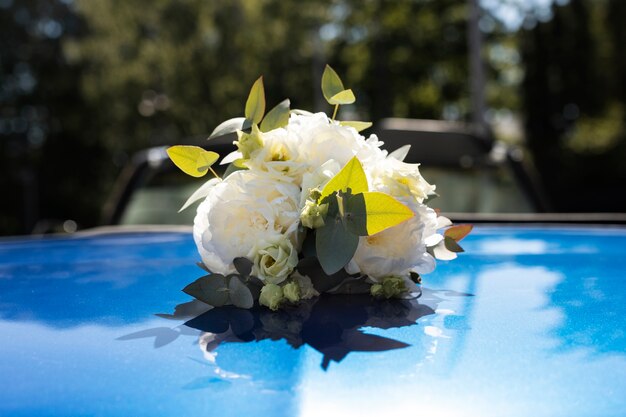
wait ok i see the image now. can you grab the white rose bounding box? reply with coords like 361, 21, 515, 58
193, 170, 301, 275
346, 198, 439, 280
249, 235, 298, 284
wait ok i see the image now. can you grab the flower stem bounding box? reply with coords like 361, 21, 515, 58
332, 104, 339, 120
208, 166, 221, 180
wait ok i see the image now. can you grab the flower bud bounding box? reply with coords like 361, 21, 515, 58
235, 129, 263, 159
259, 283, 284, 311
370, 276, 408, 299
282, 280, 301, 303
300, 200, 328, 229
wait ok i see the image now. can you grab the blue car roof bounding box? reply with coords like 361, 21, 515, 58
1, 225, 625, 416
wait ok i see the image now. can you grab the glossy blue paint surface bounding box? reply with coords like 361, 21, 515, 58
1, 226, 625, 416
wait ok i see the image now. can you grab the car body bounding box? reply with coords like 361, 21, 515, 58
1, 224, 625, 416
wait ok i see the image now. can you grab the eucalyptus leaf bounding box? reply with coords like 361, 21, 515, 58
444, 236, 465, 253
320, 156, 369, 201
179, 178, 220, 213
245, 76, 265, 124
360, 191, 414, 235
328, 89, 356, 105
321, 64, 345, 104
195, 151, 220, 173
228, 275, 254, 309
223, 162, 246, 178
182, 274, 229, 307
208, 117, 251, 140
315, 199, 359, 275
291, 109, 313, 116
344, 192, 368, 236
233, 257, 253, 277
339, 121, 372, 132
166, 145, 212, 178
260, 99, 290, 132
296, 257, 350, 293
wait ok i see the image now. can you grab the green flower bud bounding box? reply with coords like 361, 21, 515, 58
370, 276, 408, 299
235, 128, 263, 159
300, 200, 329, 229
259, 283, 284, 311
282, 280, 301, 303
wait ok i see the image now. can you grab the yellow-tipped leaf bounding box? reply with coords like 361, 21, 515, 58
362, 192, 414, 235
167, 145, 218, 178
320, 156, 368, 200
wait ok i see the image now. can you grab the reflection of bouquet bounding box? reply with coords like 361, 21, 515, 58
168, 66, 471, 310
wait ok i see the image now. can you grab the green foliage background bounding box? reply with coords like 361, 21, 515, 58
1, 0, 625, 235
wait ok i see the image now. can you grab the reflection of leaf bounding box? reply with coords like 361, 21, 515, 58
116, 327, 180, 348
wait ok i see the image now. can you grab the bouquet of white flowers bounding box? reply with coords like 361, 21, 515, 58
168, 66, 471, 310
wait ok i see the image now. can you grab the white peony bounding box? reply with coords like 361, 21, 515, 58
368, 154, 436, 203
193, 170, 301, 275
243, 126, 308, 183
346, 197, 439, 280
287, 112, 387, 172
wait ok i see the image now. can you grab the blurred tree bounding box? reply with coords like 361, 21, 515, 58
520, 0, 626, 211
66, 0, 334, 154
323, 0, 470, 122
0, 0, 111, 234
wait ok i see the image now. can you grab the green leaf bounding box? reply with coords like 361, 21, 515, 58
315, 197, 359, 275
228, 275, 254, 309
296, 257, 349, 293
320, 156, 368, 201
260, 99, 290, 132
321, 64, 345, 104
339, 121, 373, 132
361, 191, 414, 235
233, 257, 253, 277
195, 150, 219, 173
444, 224, 473, 242
328, 89, 356, 105
444, 236, 465, 253
223, 162, 246, 178
182, 275, 229, 306
167, 146, 217, 178
245, 76, 265, 124
208, 117, 251, 140
344, 192, 368, 236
